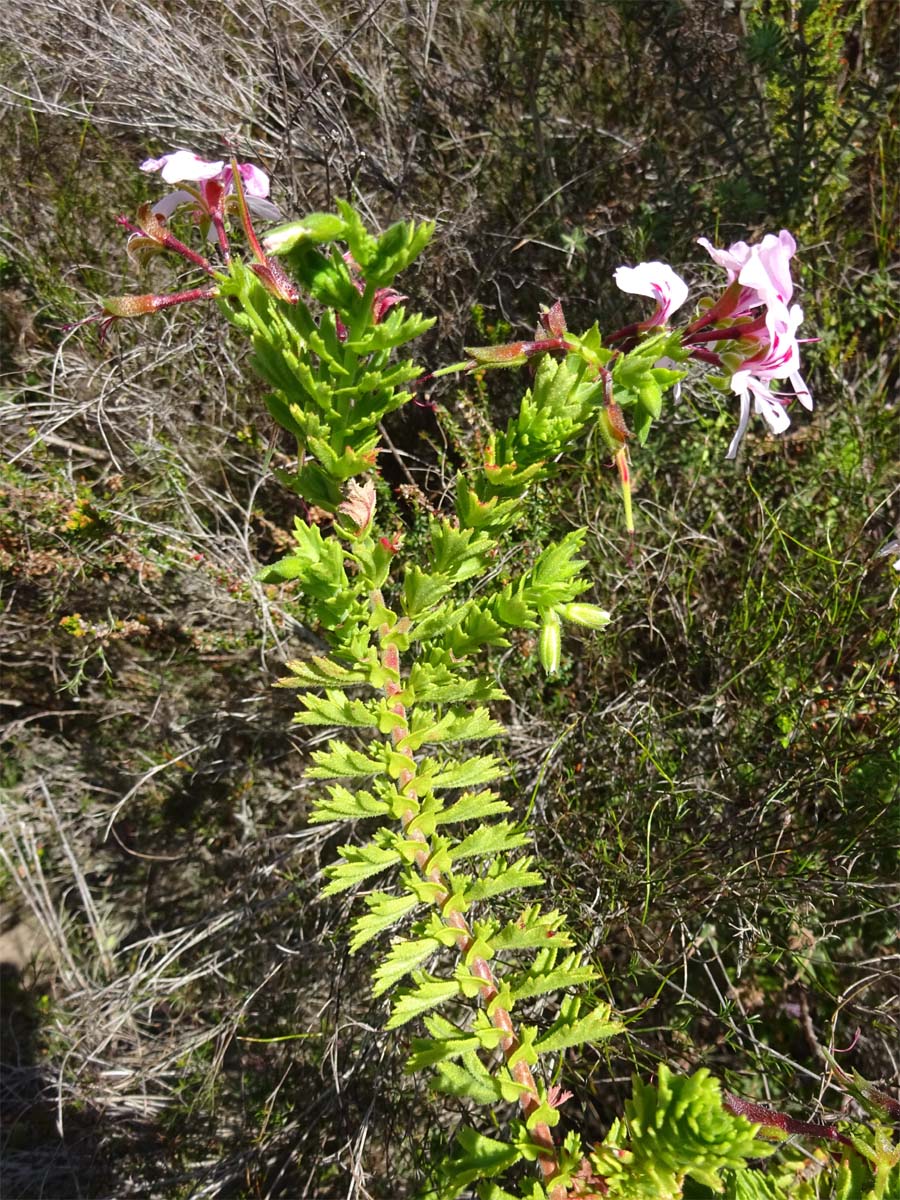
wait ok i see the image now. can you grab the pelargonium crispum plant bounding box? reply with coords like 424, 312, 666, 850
72, 151, 899, 1199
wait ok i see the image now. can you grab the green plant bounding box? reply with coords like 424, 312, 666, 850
67, 154, 899, 1199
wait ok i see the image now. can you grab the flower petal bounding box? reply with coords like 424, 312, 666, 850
237, 163, 270, 198
142, 150, 225, 183
614, 262, 689, 322
246, 195, 283, 222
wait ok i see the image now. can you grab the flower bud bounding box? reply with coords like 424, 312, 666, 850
597, 402, 630, 453
539, 299, 567, 337
539, 609, 562, 675
556, 603, 611, 630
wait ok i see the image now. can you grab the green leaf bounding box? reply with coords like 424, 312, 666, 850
507, 952, 597, 1003
429, 521, 495, 583
403, 707, 504, 751
492, 908, 573, 952
263, 212, 347, 253
322, 840, 401, 895
277, 655, 372, 690
372, 935, 441, 996
308, 784, 389, 823
428, 756, 505, 791
349, 891, 419, 953
432, 1060, 504, 1107
335, 200, 379, 267
403, 565, 453, 617
435, 790, 511, 826
407, 661, 505, 704
467, 857, 544, 902
445, 606, 511, 655
386, 972, 461, 1029
451, 822, 530, 863
292, 690, 380, 728
343, 309, 435, 353
534, 999, 624, 1053
308, 740, 387, 780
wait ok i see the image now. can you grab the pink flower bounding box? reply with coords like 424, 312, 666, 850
726, 303, 812, 459
695, 230, 796, 322
614, 261, 689, 327
140, 151, 281, 239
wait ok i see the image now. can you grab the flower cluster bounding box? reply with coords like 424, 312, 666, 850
615, 230, 813, 458
75, 150, 292, 336
140, 150, 281, 245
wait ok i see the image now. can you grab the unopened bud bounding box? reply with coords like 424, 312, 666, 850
556, 603, 611, 630
539, 299, 567, 337
466, 342, 531, 369
539, 609, 562, 675
597, 402, 630, 453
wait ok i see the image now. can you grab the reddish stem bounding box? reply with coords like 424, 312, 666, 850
378, 628, 564, 1189
116, 215, 216, 276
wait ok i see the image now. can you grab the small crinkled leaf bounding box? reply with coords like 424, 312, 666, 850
308, 740, 387, 779
407, 660, 505, 703
508, 951, 597, 1003
335, 199, 378, 267
406, 601, 470, 645
426, 706, 505, 744
348, 891, 418, 953
372, 935, 441, 997
429, 520, 495, 583
308, 784, 389, 823
433, 1060, 504, 1106
429, 755, 505, 791
451, 821, 529, 863
454, 477, 524, 532
435, 790, 511, 826
406, 1025, 483, 1071
322, 840, 401, 895
386, 973, 460, 1029
446, 604, 512, 655
403, 565, 453, 617
401, 706, 504, 752
277, 654, 371, 689
467, 857, 544, 902
492, 908, 573, 951
292, 690, 380, 728
534, 999, 624, 1054
343, 309, 435, 353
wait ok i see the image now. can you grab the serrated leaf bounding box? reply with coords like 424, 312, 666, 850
451, 822, 529, 863
308, 741, 387, 779
492, 909, 573, 951
308, 784, 389, 823
433, 1060, 505, 1107
467, 857, 544, 902
348, 891, 418, 953
386, 973, 461, 1029
407, 662, 505, 703
406, 601, 470, 645
508, 952, 597, 1003
436, 790, 511, 825
277, 655, 372, 689
534, 1001, 624, 1054
407, 1025, 484, 1071
429, 521, 495, 582
430, 756, 505, 790
292, 690, 380, 728
372, 935, 441, 996
322, 841, 401, 895
403, 565, 453, 617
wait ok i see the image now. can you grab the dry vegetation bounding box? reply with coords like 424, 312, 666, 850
1, 1, 898, 1197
